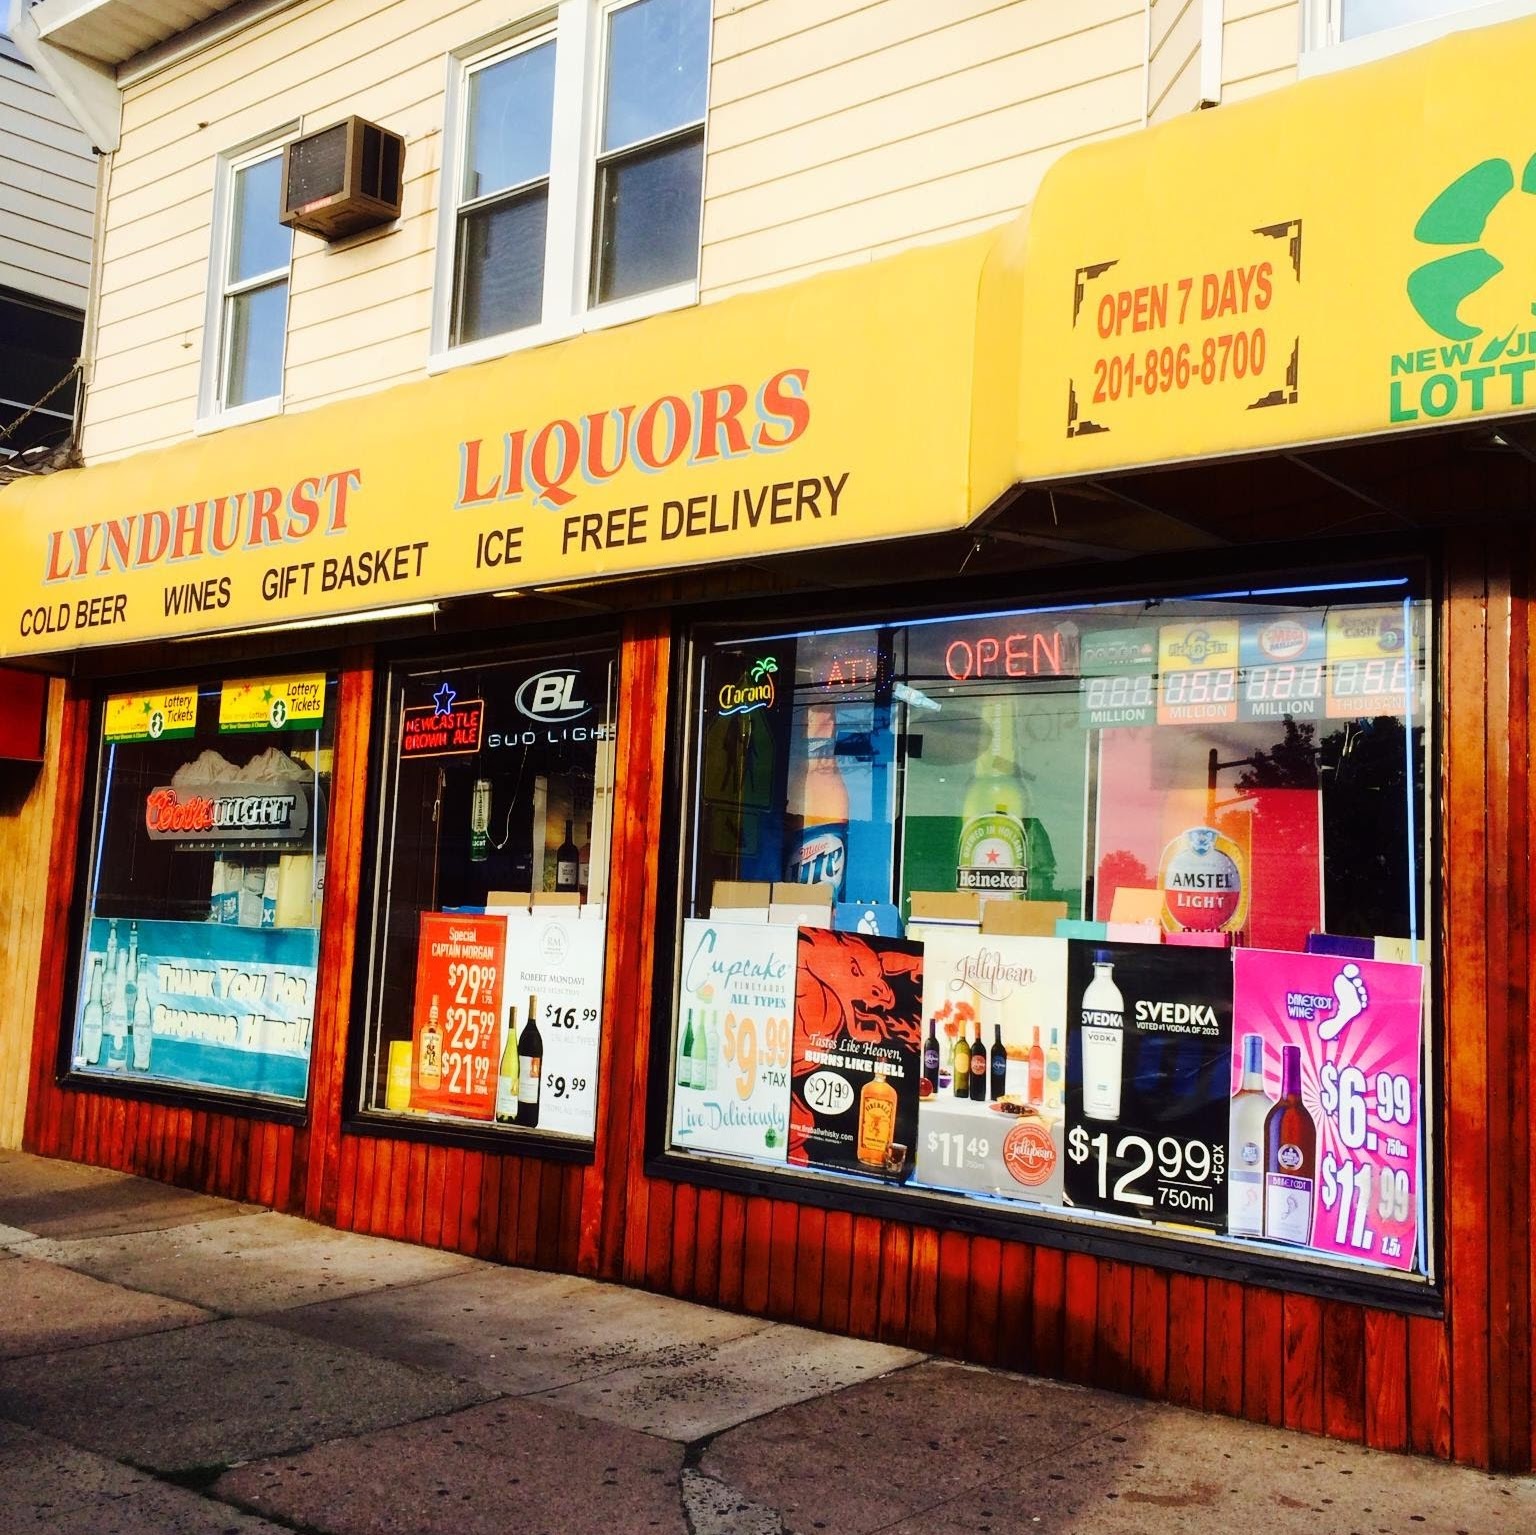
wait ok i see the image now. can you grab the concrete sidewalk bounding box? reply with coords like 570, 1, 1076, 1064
0, 1149, 1528, 1535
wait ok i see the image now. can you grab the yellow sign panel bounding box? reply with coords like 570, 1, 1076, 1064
104, 687, 198, 742
0, 235, 1015, 660
219, 674, 326, 733
1156, 619, 1239, 726
1015, 15, 1536, 480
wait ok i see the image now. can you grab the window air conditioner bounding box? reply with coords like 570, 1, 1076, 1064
280, 116, 404, 240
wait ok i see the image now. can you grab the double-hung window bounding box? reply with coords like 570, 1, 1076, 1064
202, 140, 293, 425
439, 0, 710, 361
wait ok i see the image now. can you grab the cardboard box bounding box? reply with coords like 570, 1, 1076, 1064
532, 891, 581, 907
980, 900, 1067, 937
770, 880, 833, 928
708, 880, 772, 923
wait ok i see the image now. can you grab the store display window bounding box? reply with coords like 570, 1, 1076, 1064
68, 672, 337, 1105
668, 581, 1436, 1284
357, 644, 617, 1143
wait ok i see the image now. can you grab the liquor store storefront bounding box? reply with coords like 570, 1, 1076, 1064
3, 18, 1535, 1471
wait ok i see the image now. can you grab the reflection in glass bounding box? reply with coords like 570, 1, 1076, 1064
602, 0, 710, 151
456, 190, 549, 343
229, 154, 290, 283
464, 39, 557, 199
224, 280, 288, 406
591, 132, 703, 304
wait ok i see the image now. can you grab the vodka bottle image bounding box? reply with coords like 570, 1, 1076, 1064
1263, 1043, 1317, 1245
785, 706, 849, 898
495, 1004, 520, 1123
957, 694, 1030, 899
1228, 1033, 1270, 1237
516, 994, 543, 1128
81, 955, 104, 1066
1079, 952, 1125, 1121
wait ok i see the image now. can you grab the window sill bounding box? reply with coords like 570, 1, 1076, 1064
194, 397, 283, 436
1299, 0, 1536, 78
426, 279, 699, 377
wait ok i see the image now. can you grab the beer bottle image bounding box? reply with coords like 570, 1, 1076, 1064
555, 817, 579, 893
990, 1022, 1008, 1102
784, 705, 849, 899
957, 694, 1030, 900
968, 1019, 987, 1102
419, 995, 443, 1090
678, 1010, 697, 1089
495, 1004, 520, 1123
1263, 1043, 1316, 1245
1228, 1033, 1270, 1237
951, 1023, 971, 1098
516, 993, 543, 1128
1080, 953, 1124, 1121
81, 955, 104, 1066
922, 1017, 940, 1095
856, 1066, 898, 1168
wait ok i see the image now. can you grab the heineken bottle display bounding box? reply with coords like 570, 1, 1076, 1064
956, 693, 1030, 899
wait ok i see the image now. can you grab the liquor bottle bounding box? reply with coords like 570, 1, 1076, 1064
951, 1023, 971, 1099
703, 1010, 720, 1090
690, 1005, 710, 1089
495, 1004, 520, 1123
1228, 1033, 1270, 1237
577, 821, 591, 898
1263, 1043, 1316, 1245
677, 1010, 698, 1089
81, 955, 104, 1066
516, 993, 543, 1128
131, 981, 152, 1071
420, 995, 443, 1091
968, 1019, 987, 1102
856, 1065, 898, 1168
784, 705, 849, 899
1080, 952, 1124, 1121
957, 694, 1030, 900
989, 1023, 1008, 1101
1026, 1026, 1045, 1106
1044, 1026, 1063, 1112
922, 1017, 941, 1093
555, 818, 580, 893
470, 778, 491, 864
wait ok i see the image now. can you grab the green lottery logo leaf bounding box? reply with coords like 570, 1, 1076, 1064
1407, 155, 1536, 343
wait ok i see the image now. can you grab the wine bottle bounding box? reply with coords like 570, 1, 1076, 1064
678, 1010, 697, 1089
922, 1017, 941, 1093
703, 1010, 720, 1090
516, 993, 543, 1128
1228, 1033, 1270, 1237
555, 818, 579, 893
1044, 1027, 1063, 1112
495, 1004, 520, 1123
951, 1024, 971, 1098
1026, 1026, 1045, 1106
968, 1019, 986, 1102
1263, 1043, 1316, 1245
989, 1023, 1007, 1102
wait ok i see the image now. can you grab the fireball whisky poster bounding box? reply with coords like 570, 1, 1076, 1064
1064, 941, 1232, 1231
671, 918, 795, 1163
788, 929, 923, 1179
1231, 949, 1424, 1273
914, 930, 1067, 1206
408, 912, 507, 1120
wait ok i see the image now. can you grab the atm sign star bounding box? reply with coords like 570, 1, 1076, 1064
432, 683, 458, 717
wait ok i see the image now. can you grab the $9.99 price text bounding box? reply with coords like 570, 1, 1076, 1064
723, 1013, 790, 1101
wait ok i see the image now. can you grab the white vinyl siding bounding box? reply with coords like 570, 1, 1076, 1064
0, 41, 96, 310
1148, 0, 1206, 121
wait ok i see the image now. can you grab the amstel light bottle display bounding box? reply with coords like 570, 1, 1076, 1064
354, 642, 618, 1145
666, 582, 1435, 1287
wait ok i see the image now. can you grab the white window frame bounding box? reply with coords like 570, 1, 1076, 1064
430, 0, 710, 375
1300, 0, 1536, 76
196, 127, 298, 433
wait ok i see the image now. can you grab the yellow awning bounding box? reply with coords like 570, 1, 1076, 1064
0, 233, 1020, 659
1011, 13, 1536, 482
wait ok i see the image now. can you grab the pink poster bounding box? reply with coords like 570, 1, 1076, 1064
1231, 949, 1424, 1273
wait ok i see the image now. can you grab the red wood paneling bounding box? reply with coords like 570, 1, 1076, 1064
19, 542, 1536, 1474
